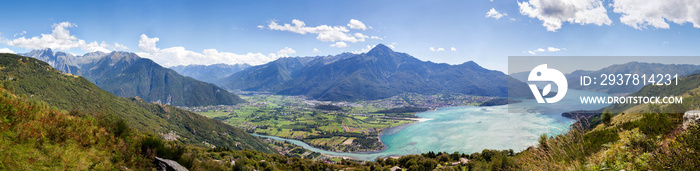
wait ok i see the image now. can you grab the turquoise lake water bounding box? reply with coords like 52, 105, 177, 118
255, 89, 611, 161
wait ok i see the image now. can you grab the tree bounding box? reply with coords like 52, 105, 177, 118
538, 133, 549, 151
451, 151, 460, 160
602, 108, 612, 126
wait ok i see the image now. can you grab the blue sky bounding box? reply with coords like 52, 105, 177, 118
1, 0, 699, 72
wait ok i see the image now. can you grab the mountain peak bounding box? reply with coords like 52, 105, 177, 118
367, 44, 394, 55
25, 48, 53, 55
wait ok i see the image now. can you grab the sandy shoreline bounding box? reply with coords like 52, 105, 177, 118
407, 117, 432, 122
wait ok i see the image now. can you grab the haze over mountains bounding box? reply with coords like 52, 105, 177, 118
170, 63, 251, 83
217, 44, 528, 101
21, 49, 244, 107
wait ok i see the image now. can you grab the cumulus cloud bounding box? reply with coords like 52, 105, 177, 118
0, 48, 15, 54
429, 47, 446, 52
525, 46, 564, 54
277, 47, 296, 56
613, 0, 700, 29
266, 19, 370, 43
486, 8, 507, 19
451, 47, 457, 51
2, 22, 127, 53
518, 0, 612, 31
136, 34, 289, 67
264, 19, 381, 47
138, 34, 160, 53
347, 19, 368, 30
330, 42, 348, 48
312, 48, 320, 53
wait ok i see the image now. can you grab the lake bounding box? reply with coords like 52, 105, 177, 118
255, 89, 611, 161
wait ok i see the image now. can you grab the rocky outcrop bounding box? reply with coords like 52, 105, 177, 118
154, 157, 188, 171
683, 110, 700, 129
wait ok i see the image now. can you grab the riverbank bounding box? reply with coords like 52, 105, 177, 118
252, 107, 445, 161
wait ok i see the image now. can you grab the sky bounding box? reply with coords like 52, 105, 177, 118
0, 0, 699, 73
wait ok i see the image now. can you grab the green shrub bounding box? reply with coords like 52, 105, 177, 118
649, 125, 700, 170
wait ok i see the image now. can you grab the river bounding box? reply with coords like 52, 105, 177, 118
254, 89, 610, 161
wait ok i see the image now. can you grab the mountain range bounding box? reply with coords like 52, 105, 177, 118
218, 44, 529, 101
20, 49, 243, 107
170, 63, 251, 84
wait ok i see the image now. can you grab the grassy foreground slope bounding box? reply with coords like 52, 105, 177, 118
0, 84, 152, 169
0, 78, 336, 170
0, 53, 271, 153
515, 75, 700, 170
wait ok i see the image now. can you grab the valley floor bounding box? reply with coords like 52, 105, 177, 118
179, 93, 497, 157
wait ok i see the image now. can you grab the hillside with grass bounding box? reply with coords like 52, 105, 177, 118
0, 80, 337, 170
0, 53, 271, 153
0, 84, 152, 169
514, 74, 700, 170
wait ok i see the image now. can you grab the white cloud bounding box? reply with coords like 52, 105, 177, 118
450, 47, 457, 51
486, 8, 507, 19
2, 22, 127, 53
264, 19, 373, 44
429, 47, 446, 52
352, 45, 377, 54
525, 46, 565, 54
13, 31, 26, 38
613, 0, 700, 29
277, 47, 296, 56
136, 34, 286, 67
370, 36, 382, 40
330, 42, 348, 48
518, 0, 612, 31
354, 33, 369, 39
0, 48, 15, 54
138, 34, 160, 53
347, 19, 368, 30
257, 25, 264, 29
312, 48, 320, 53
387, 42, 397, 49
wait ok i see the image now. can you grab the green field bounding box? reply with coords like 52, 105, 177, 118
186, 94, 415, 152
182, 93, 493, 152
